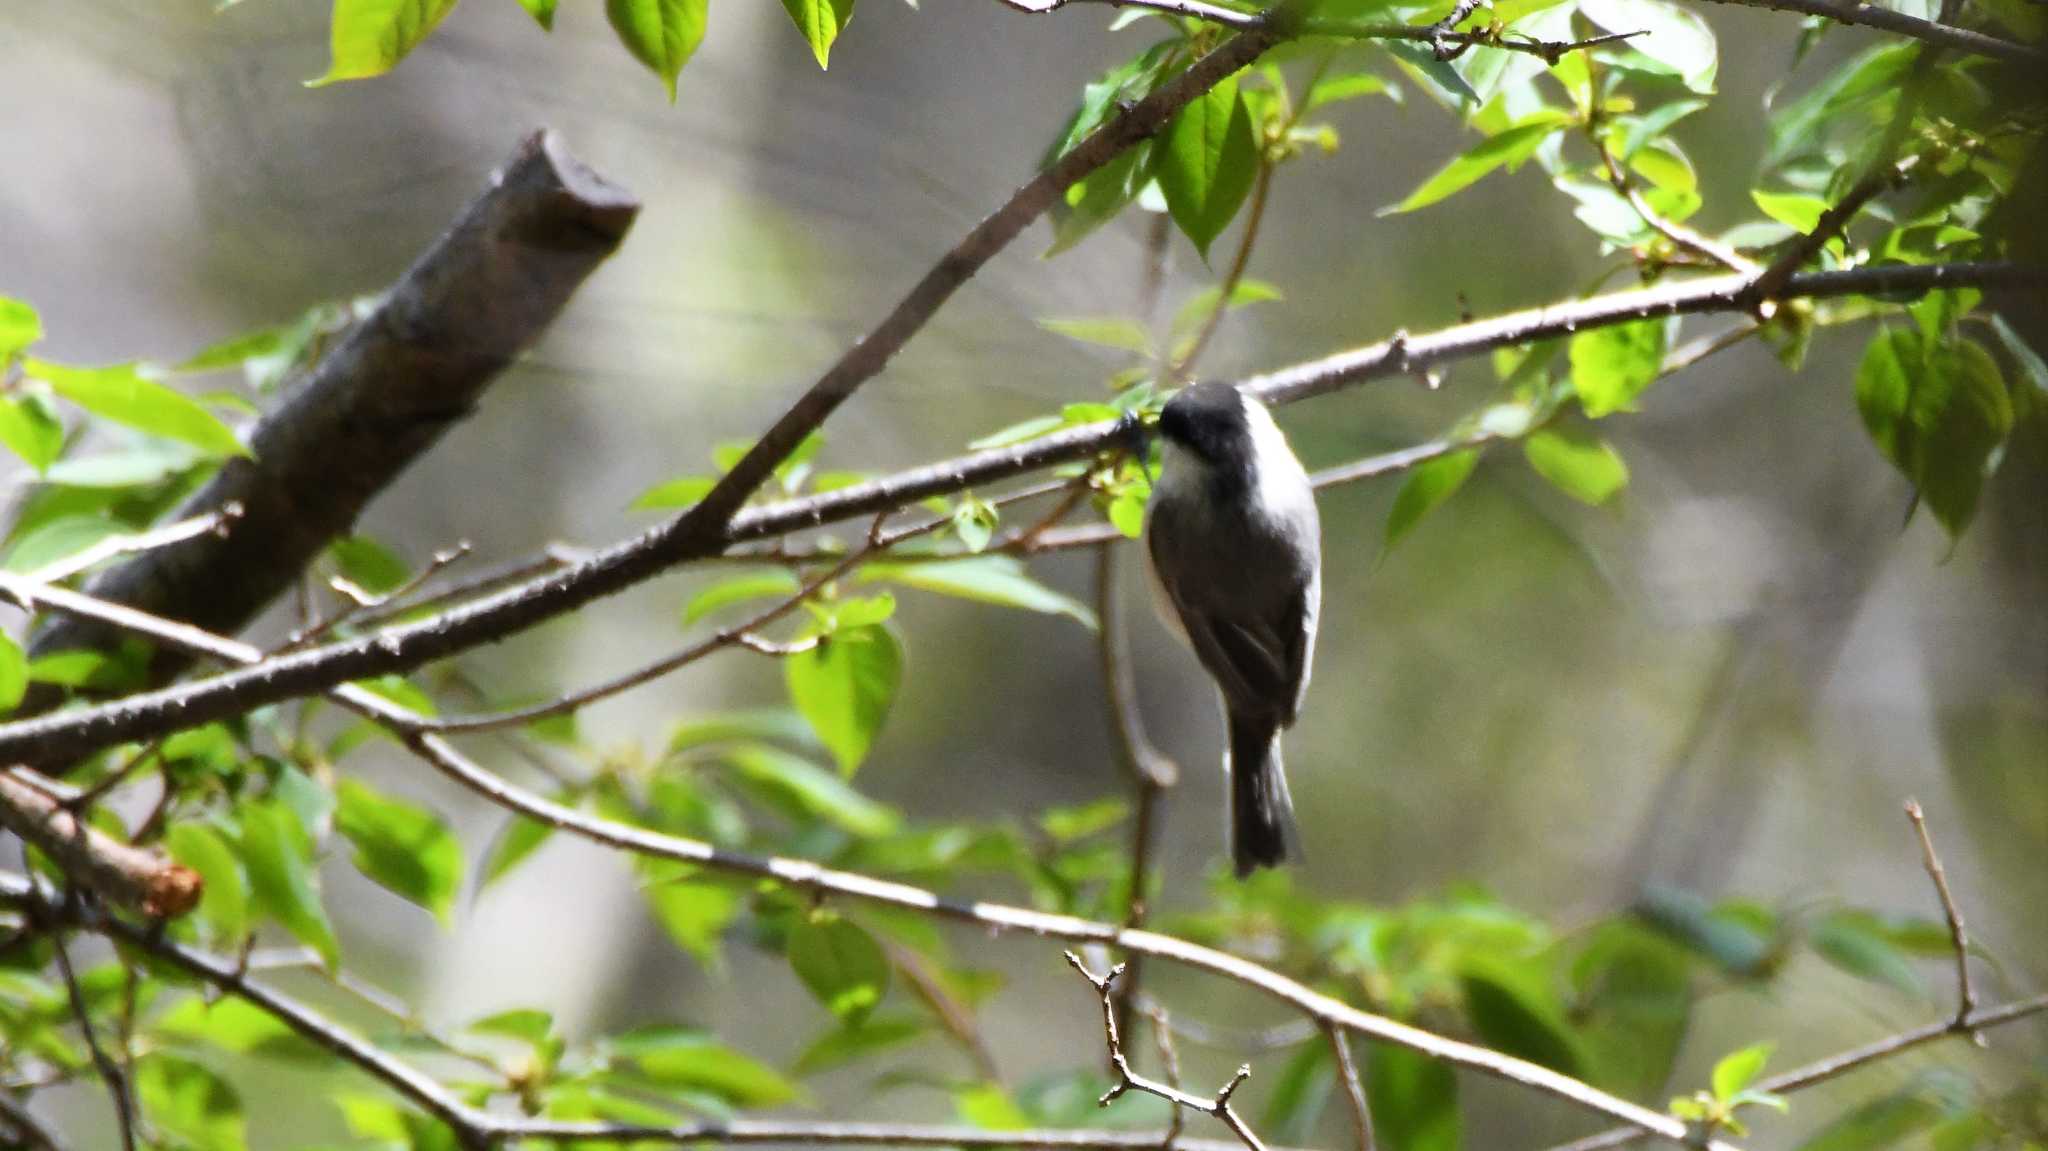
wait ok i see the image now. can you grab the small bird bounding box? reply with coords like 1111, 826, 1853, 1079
1141, 382, 1322, 876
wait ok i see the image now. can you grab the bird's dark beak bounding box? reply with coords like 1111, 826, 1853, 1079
1112, 409, 1157, 484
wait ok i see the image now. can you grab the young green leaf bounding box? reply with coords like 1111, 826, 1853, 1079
481, 811, 557, 888
1751, 189, 1830, 234
1809, 911, 1925, 997
26, 360, 246, 458
328, 535, 412, 596
1381, 112, 1569, 215
632, 474, 717, 510
310, 0, 462, 86
786, 623, 901, 775
166, 823, 250, 943
137, 1053, 248, 1151
782, 0, 855, 68
0, 632, 25, 715
235, 800, 340, 970
1036, 316, 1154, 355
1571, 318, 1668, 418
1710, 1042, 1774, 1102
1524, 428, 1629, 505
0, 394, 63, 473
952, 495, 999, 553
794, 1012, 927, 1075
788, 911, 892, 1024
1579, 0, 1718, 93
1170, 279, 1283, 341
0, 296, 42, 360
1460, 965, 1587, 1077
609, 1033, 805, 1106
1383, 450, 1479, 553
862, 557, 1096, 628
517, 0, 558, 28
1155, 75, 1259, 258
717, 744, 901, 836
333, 780, 464, 924
685, 570, 803, 624
607, 0, 711, 100
642, 873, 742, 965
153, 997, 321, 1063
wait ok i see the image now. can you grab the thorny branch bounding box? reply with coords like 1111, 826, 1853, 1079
1, 259, 2039, 772
1066, 952, 1270, 1151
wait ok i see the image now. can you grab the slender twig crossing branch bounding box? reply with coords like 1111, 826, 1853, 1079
46, 927, 136, 1151
1067, 953, 1270, 1151
1903, 799, 1981, 1041
1326, 1025, 1377, 1151
27, 507, 242, 587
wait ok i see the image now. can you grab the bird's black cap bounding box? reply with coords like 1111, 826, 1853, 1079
1157, 382, 1254, 469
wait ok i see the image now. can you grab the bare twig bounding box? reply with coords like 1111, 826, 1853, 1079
47, 928, 136, 1151
282, 543, 473, 651
998, 0, 1266, 28
1066, 952, 1270, 1151
1326, 1025, 1376, 1151
1903, 799, 1980, 1041
2, 258, 2035, 770
0, 769, 199, 918
1145, 1002, 1189, 1146
26, 506, 241, 587
1425, 0, 1487, 58
1302, 17, 1650, 62
1706, 0, 2041, 60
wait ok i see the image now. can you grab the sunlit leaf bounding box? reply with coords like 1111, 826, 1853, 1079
310, 0, 462, 86
1037, 316, 1153, 354
1523, 427, 1628, 505
0, 394, 63, 473
1711, 1042, 1773, 1102
862, 557, 1095, 628
0, 297, 42, 360
716, 744, 900, 836
786, 623, 901, 775
334, 780, 464, 924
1156, 74, 1259, 258
137, 1052, 248, 1151
685, 570, 802, 624
788, 911, 891, 1024
607, 0, 711, 100
1571, 318, 1668, 418
235, 800, 340, 970
0, 633, 25, 715
1384, 450, 1479, 553
1381, 112, 1569, 215
166, 823, 249, 943
1580, 0, 1718, 92
26, 360, 246, 458
781, 0, 853, 67
1368, 1042, 1459, 1151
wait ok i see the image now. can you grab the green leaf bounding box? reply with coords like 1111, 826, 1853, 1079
1579, 0, 1718, 92
310, 0, 462, 86
788, 911, 892, 1024
0, 633, 25, 715
1047, 147, 1152, 255
26, 360, 246, 457
3, 516, 127, 575
786, 623, 901, 775
1368, 1042, 1459, 1151
1040, 797, 1128, 841
1751, 189, 1830, 234
610, 1032, 803, 1106
607, 0, 710, 100
1636, 887, 1776, 977
642, 872, 742, 965
138, 1053, 247, 1151
781, 0, 854, 67
716, 744, 900, 837
1570, 922, 1692, 1099
0, 394, 63, 473
1156, 74, 1259, 258
1037, 316, 1153, 355
1171, 279, 1283, 340
1571, 318, 1668, 418
686, 570, 803, 624
1381, 112, 1568, 215
955, 1083, 1032, 1130
668, 708, 819, 754
794, 1012, 927, 1075
1711, 1042, 1773, 1102
333, 780, 463, 924
154, 997, 320, 1063
166, 823, 249, 943
1305, 69, 1392, 111
1988, 314, 2048, 407
1523, 428, 1628, 505
952, 495, 998, 553
632, 474, 717, 510
1384, 450, 1479, 552
1261, 1042, 1334, 1144
1614, 99, 1707, 160
1810, 911, 1925, 998
1855, 330, 2012, 537
481, 811, 557, 888
517, 0, 558, 28
329, 535, 411, 595
1460, 964, 1586, 1077
236, 800, 340, 970
1794, 1084, 1958, 1151
0, 297, 42, 360
863, 557, 1096, 628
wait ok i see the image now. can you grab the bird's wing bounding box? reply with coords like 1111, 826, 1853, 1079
1146, 499, 1298, 718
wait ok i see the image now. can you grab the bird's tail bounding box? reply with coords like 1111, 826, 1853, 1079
1227, 711, 1299, 877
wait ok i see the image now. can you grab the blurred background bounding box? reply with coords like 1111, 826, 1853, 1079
2, 1, 2043, 1147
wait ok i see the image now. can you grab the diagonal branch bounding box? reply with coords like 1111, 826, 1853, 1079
25, 131, 638, 699
0, 260, 2040, 771
1902, 799, 1980, 1041
0, 769, 199, 918
1326, 1024, 1377, 1151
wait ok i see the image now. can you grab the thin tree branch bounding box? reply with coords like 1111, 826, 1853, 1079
997, 0, 1268, 29
0, 1090, 65, 1151
1066, 952, 1270, 1151
0, 769, 199, 918
1144, 1001, 1189, 1146
1594, 140, 1759, 275
1301, 18, 1650, 62
1326, 1025, 1376, 1151
0, 581, 1734, 1151
1902, 799, 1980, 1041
25, 131, 638, 696
46, 927, 136, 1151
26, 506, 242, 587
1742, 157, 1918, 308
1174, 159, 1275, 379
1703, 0, 2041, 61
281, 542, 473, 652
0, 260, 2040, 770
